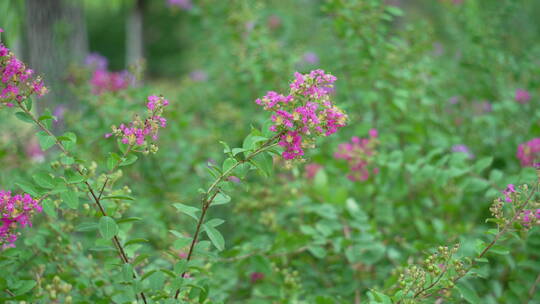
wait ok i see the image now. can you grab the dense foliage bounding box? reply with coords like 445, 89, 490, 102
1, 0, 540, 303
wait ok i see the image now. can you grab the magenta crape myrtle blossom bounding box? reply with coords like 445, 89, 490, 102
502, 184, 516, 203
85, 52, 134, 95
0, 190, 42, 249
90, 69, 133, 95
517, 138, 540, 167
305, 163, 323, 180
255, 69, 347, 160
106, 95, 169, 151
515, 88, 531, 104
521, 209, 540, 227
0, 41, 47, 107
335, 129, 379, 182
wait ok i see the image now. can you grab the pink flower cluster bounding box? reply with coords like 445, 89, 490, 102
305, 163, 322, 180
1, 190, 42, 249
517, 138, 540, 167
521, 209, 540, 227
86, 53, 133, 95
334, 129, 379, 182
90, 69, 133, 95
0, 42, 47, 107
107, 95, 169, 150
502, 184, 516, 203
515, 88, 531, 104
255, 70, 347, 160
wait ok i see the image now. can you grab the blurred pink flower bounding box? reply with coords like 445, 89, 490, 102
250, 272, 265, 283
515, 88, 531, 104
25, 138, 45, 163
189, 69, 208, 82
305, 163, 322, 180
302, 52, 319, 65
167, 0, 192, 10
267, 15, 282, 30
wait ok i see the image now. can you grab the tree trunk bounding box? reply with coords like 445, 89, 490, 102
25, 0, 88, 111
126, 0, 145, 82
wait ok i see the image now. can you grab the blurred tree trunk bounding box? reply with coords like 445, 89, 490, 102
126, 0, 145, 84
25, 0, 88, 111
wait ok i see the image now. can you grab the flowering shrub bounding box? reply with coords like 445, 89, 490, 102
256, 69, 347, 160
3, 1, 540, 303
0, 191, 42, 248
106, 95, 169, 152
0, 42, 46, 107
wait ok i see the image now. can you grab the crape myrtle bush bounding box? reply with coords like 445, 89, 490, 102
2, 0, 540, 303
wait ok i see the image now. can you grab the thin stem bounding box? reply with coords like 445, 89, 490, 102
173, 134, 281, 299
4, 288, 14, 297
527, 271, 540, 303
18, 102, 147, 304
411, 251, 454, 299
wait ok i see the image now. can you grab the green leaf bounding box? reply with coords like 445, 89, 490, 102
125, 238, 149, 247
75, 222, 98, 232
42, 199, 56, 218
368, 289, 392, 304
212, 193, 231, 206
203, 224, 225, 251
120, 154, 138, 167
173, 237, 192, 249
107, 152, 121, 171
251, 153, 273, 177
15, 112, 34, 123
232, 148, 247, 156
60, 155, 74, 165
65, 170, 84, 184
133, 253, 150, 266
24, 98, 32, 111
32, 171, 55, 189
147, 271, 165, 291
117, 217, 142, 224
174, 260, 188, 274
205, 218, 225, 228
474, 157, 493, 173
61, 190, 79, 209
102, 195, 135, 201
14, 280, 36, 296
59, 132, 77, 151
122, 264, 134, 282
99, 216, 119, 239
386, 6, 403, 16
37, 131, 56, 151
219, 141, 231, 154
308, 246, 327, 259
242, 134, 267, 151
222, 158, 237, 173
173, 203, 200, 221
457, 281, 481, 303
15, 181, 41, 197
